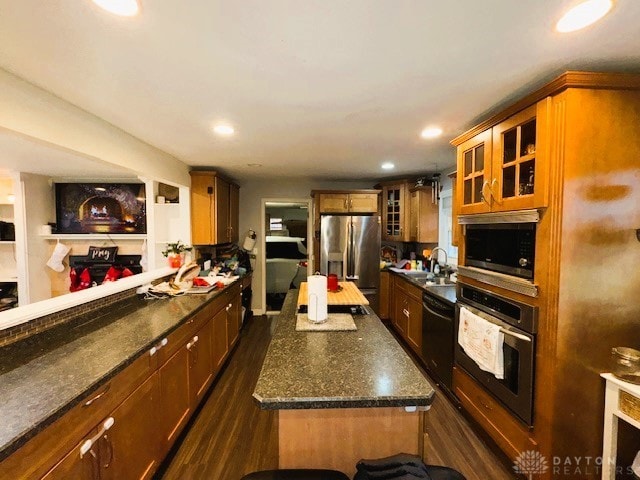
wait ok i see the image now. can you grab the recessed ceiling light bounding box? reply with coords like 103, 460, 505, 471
556, 0, 613, 33
420, 127, 443, 139
92, 0, 140, 17
213, 124, 235, 136
381, 162, 395, 170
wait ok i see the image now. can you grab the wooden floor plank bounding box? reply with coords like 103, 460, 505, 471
158, 315, 516, 480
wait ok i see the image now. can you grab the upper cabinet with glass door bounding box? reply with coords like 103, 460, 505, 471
455, 100, 549, 214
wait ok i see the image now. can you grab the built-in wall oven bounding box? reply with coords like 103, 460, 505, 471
455, 282, 538, 426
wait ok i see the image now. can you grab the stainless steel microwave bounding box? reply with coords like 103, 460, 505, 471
464, 223, 535, 279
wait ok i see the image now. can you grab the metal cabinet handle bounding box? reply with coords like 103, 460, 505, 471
84, 384, 110, 407
149, 337, 168, 356
226, 303, 232, 311
187, 335, 199, 350
490, 178, 503, 205
349, 199, 353, 209
80, 417, 115, 458
403, 308, 410, 318
481, 181, 491, 205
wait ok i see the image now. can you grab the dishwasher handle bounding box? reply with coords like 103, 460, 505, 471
422, 293, 454, 318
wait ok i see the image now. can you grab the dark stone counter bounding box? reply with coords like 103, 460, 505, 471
253, 290, 435, 410
387, 269, 457, 306
0, 280, 241, 462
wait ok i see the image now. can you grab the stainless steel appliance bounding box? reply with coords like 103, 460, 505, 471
320, 215, 381, 312
465, 222, 535, 279
422, 290, 455, 392
455, 282, 537, 425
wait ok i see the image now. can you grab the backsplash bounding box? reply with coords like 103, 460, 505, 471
0, 287, 138, 347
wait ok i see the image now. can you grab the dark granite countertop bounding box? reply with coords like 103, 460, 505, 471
253, 290, 435, 410
0, 279, 242, 462
386, 269, 457, 306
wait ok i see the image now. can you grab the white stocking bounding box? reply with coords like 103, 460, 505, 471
46, 241, 70, 272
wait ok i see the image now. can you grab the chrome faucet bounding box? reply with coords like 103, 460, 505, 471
429, 247, 448, 275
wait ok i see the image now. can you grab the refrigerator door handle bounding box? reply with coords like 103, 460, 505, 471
342, 220, 349, 280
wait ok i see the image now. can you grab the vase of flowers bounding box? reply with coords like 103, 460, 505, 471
162, 240, 192, 268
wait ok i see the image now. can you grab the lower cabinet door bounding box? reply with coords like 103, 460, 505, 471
102, 372, 161, 480
212, 307, 229, 372
189, 320, 214, 406
406, 296, 423, 354
41, 440, 97, 480
159, 346, 191, 455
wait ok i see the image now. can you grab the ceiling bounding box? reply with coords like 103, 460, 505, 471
0, 1, 639, 181
0, 129, 136, 179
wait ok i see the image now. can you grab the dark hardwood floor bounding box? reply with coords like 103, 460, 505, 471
157, 315, 516, 480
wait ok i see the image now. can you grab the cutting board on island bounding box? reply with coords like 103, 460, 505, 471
297, 281, 369, 307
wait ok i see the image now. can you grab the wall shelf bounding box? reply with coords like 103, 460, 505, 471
40, 234, 148, 241
0, 241, 16, 244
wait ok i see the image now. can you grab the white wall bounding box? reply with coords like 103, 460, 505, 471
239, 178, 374, 314
0, 68, 190, 186
16, 173, 55, 302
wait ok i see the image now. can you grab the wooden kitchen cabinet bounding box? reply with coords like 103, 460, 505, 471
379, 181, 410, 242
1, 282, 246, 480
453, 367, 536, 461
190, 171, 240, 245
159, 345, 191, 454
40, 440, 96, 480
454, 102, 548, 215
211, 306, 229, 373
393, 288, 408, 335
408, 187, 439, 243
394, 276, 423, 355
188, 319, 214, 406
317, 192, 379, 214
101, 373, 161, 480
451, 72, 640, 476
448, 172, 459, 247
226, 284, 242, 349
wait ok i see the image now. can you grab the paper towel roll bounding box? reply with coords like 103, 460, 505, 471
307, 275, 328, 323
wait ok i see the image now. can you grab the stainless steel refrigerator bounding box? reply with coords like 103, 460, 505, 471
320, 215, 381, 313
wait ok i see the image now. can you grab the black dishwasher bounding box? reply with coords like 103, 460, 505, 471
422, 291, 455, 392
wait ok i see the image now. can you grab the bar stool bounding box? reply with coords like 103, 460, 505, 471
241, 469, 350, 480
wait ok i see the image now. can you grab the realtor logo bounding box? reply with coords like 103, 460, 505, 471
513, 450, 549, 479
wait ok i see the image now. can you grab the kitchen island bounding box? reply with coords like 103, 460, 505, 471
253, 288, 435, 476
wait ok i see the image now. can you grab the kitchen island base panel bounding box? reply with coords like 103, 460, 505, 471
278, 407, 423, 478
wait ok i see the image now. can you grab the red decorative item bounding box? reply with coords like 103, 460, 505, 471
69, 268, 80, 292
78, 268, 92, 290
103, 266, 122, 283
121, 268, 134, 278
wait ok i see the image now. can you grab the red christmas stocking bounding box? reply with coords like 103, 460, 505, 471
103, 266, 122, 283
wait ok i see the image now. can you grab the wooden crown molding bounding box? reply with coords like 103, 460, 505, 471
450, 71, 640, 146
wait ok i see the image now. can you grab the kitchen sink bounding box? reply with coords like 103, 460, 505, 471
399, 271, 455, 287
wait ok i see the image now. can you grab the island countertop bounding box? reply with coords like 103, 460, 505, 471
253, 289, 435, 410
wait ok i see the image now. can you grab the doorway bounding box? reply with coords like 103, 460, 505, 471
261, 199, 311, 314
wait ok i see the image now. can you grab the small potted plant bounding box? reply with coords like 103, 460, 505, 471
162, 240, 193, 268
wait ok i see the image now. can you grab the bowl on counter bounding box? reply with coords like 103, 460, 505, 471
611, 347, 640, 384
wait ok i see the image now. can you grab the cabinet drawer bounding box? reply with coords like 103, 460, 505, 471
0, 351, 156, 480
453, 367, 536, 460
157, 300, 216, 364
395, 276, 422, 301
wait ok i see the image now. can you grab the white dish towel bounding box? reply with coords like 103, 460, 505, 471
458, 306, 505, 379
